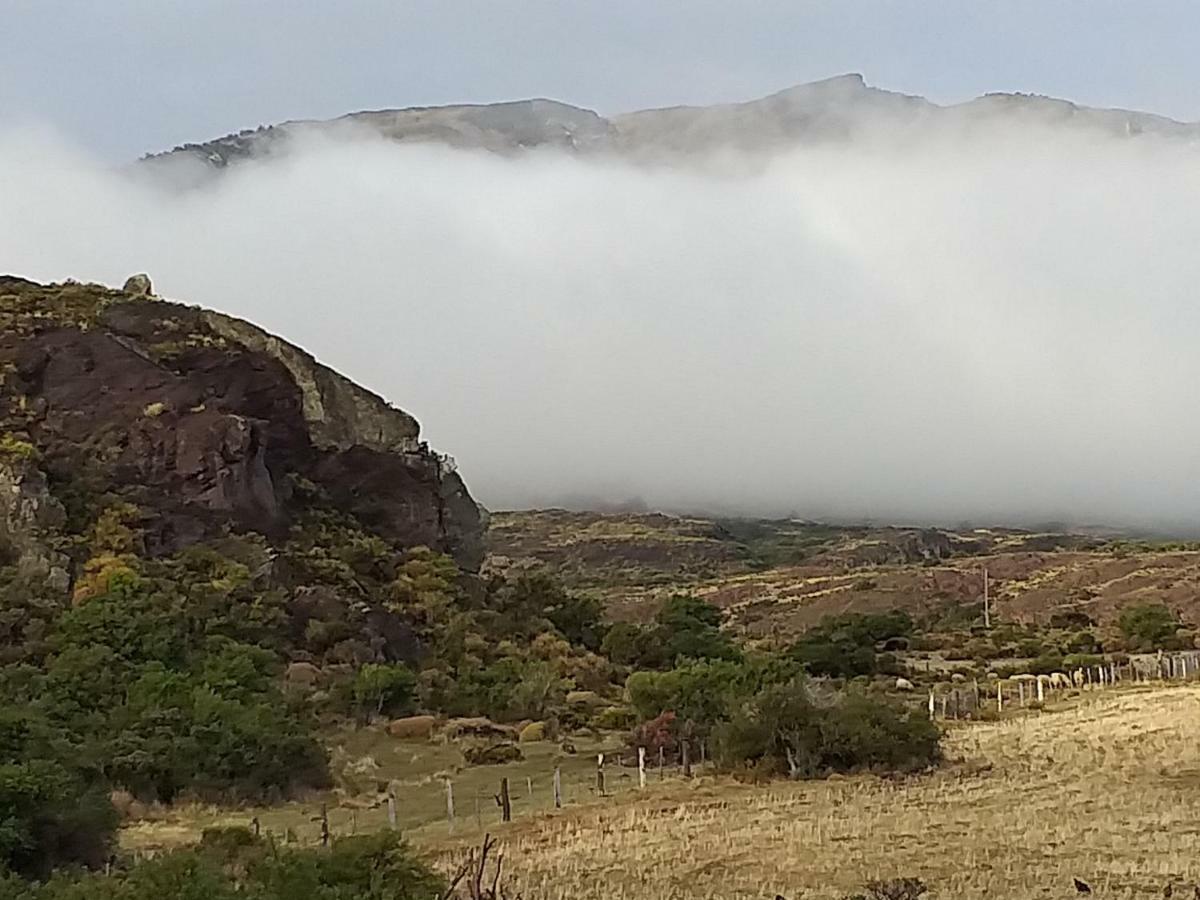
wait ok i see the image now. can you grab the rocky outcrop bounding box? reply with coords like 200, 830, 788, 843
0, 458, 70, 592
0, 276, 484, 573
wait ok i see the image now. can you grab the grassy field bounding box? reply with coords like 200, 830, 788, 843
417, 685, 1200, 900
121, 729, 660, 852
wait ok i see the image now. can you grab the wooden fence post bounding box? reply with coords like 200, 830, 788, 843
499, 778, 512, 823
252, 816, 260, 837
445, 780, 455, 834
1036, 676, 1044, 703
553, 766, 562, 809
700, 740, 707, 767
596, 753, 606, 797
658, 746, 665, 780
638, 747, 646, 789
1018, 681, 1025, 706
320, 804, 330, 848
996, 681, 1003, 713
927, 690, 935, 720
387, 795, 397, 830
682, 739, 692, 778
526, 776, 533, 801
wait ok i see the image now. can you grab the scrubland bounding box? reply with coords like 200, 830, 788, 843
422, 685, 1200, 900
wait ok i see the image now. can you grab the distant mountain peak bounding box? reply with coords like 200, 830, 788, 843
139, 75, 1200, 181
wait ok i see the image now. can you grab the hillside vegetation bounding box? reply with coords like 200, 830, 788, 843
487, 509, 1200, 638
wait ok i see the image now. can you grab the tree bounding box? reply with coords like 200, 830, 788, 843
0, 707, 117, 878
655, 596, 740, 664
351, 664, 418, 719
545, 592, 608, 651
1118, 604, 1181, 651
712, 681, 940, 779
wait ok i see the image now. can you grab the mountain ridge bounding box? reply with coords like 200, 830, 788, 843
141, 73, 1200, 176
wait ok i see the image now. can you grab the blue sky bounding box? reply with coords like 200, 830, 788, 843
3, 0, 1198, 160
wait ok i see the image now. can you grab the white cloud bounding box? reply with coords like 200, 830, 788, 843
2, 121, 1199, 530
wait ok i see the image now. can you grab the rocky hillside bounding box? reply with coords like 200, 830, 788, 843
141, 73, 1200, 177
0, 274, 483, 603
487, 509, 1200, 639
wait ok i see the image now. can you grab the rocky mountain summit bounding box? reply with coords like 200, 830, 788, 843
0, 275, 484, 599
142, 73, 1200, 177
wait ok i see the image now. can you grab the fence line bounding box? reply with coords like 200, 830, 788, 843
925, 649, 1200, 721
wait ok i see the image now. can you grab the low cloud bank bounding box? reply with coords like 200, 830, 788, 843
2, 120, 1199, 530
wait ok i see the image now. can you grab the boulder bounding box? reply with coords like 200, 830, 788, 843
122, 273, 153, 296
443, 717, 516, 741
518, 721, 547, 743
387, 715, 437, 740
895, 677, 915, 691
284, 661, 323, 688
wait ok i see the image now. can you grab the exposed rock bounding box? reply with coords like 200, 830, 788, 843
284, 662, 324, 688
122, 273, 153, 296
518, 721, 547, 743
0, 459, 70, 591
442, 717, 516, 742
0, 277, 484, 569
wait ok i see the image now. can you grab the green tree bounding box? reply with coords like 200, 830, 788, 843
351, 664, 418, 719
1118, 604, 1181, 651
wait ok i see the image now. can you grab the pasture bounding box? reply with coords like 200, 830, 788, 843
421, 684, 1200, 899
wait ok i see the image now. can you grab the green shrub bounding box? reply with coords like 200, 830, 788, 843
1049, 609, 1094, 630
712, 680, 939, 778
0, 830, 442, 898
1063, 631, 1100, 655
1118, 604, 1181, 651
1027, 652, 1064, 675
351, 664, 417, 719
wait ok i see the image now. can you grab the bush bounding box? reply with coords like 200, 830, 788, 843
351, 664, 417, 720
0, 830, 443, 898
1118, 604, 1181, 651
1027, 652, 1064, 675
1063, 631, 1100, 655
462, 742, 522, 766
712, 680, 939, 779
0, 705, 119, 879
592, 706, 636, 730
1049, 609, 1094, 630
788, 611, 913, 679
625, 656, 799, 734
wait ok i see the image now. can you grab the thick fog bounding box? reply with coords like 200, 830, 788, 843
2, 120, 1200, 531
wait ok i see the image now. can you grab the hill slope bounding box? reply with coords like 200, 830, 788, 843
486, 509, 1200, 637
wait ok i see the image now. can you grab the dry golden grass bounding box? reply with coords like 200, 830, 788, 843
423, 685, 1200, 899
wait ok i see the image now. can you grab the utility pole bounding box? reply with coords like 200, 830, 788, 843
983, 566, 991, 628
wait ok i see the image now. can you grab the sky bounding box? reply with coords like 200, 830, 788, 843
4, 2, 1200, 530
3, 1, 1200, 161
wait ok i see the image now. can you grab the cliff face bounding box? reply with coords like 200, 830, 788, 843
0, 276, 485, 581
